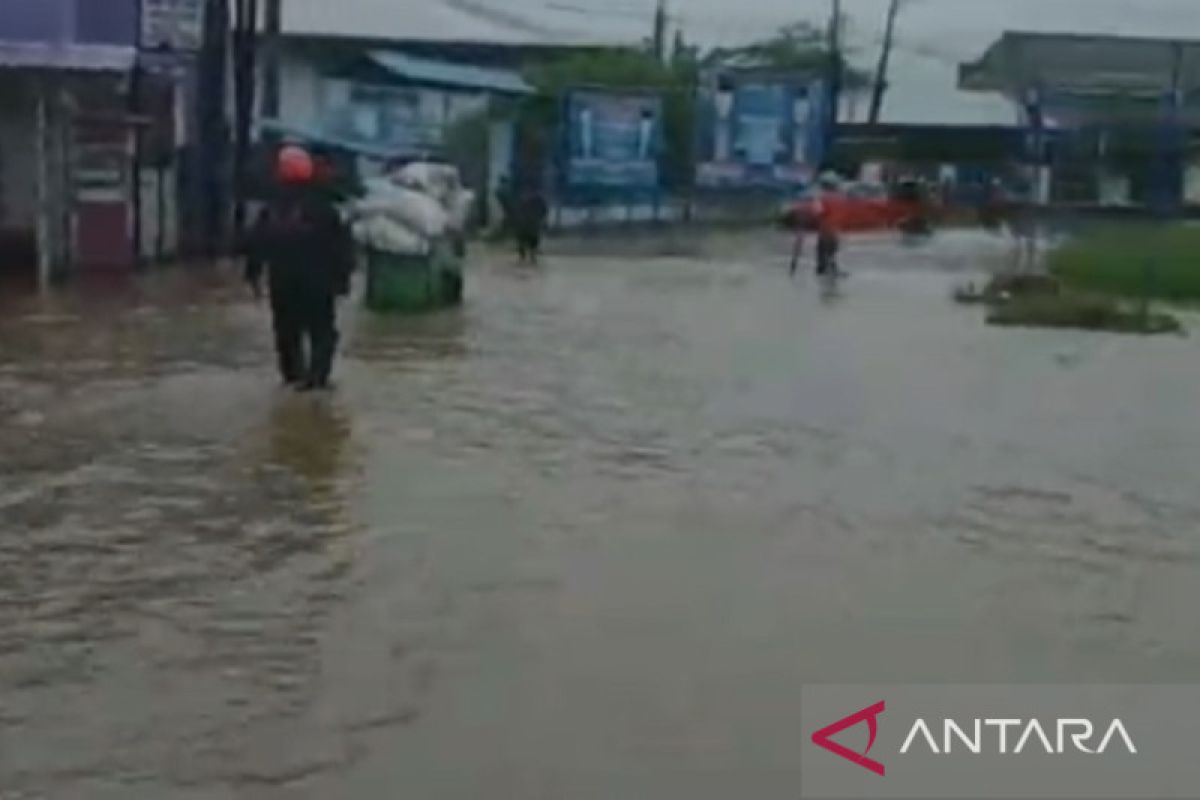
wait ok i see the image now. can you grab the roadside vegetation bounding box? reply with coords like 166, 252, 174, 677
987, 291, 1183, 334
953, 222, 1200, 334
1048, 223, 1200, 303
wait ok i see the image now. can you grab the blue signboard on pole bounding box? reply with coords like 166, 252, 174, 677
563, 90, 662, 189
696, 71, 827, 190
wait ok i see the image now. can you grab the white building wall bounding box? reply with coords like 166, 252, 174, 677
416, 88, 447, 131
447, 92, 488, 124
272, 51, 324, 129
138, 165, 178, 259
486, 117, 514, 225
270, 50, 495, 149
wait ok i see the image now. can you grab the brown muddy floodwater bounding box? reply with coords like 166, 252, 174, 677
1, 230, 1199, 798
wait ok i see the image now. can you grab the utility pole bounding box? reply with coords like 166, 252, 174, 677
263, 0, 282, 119
825, 0, 843, 163
1157, 41, 1186, 216
130, 0, 144, 266
231, 0, 259, 238
197, 0, 230, 256
652, 0, 668, 63
869, 0, 902, 125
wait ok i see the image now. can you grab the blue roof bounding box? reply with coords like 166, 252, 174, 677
367, 50, 532, 95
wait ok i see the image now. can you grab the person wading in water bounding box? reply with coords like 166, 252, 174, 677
245, 145, 353, 391
513, 184, 548, 264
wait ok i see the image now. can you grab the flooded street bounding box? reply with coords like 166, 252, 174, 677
3, 230, 1200, 798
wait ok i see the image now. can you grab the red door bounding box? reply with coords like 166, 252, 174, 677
73, 120, 134, 272
75, 201, 131, 270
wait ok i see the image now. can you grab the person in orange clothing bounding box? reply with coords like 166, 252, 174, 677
813, 174, 845, 277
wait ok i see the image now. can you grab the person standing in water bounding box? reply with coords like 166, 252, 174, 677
813, 173, 845, 277
790, 174, 844, 278
513, 185, 548, 264
245, 145, 353, 391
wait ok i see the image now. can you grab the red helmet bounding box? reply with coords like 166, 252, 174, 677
276, 145, 314, 184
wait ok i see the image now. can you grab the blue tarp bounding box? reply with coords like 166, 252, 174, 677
367, 50, 532, 95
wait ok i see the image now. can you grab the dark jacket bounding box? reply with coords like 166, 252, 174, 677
245, 190, 354, 302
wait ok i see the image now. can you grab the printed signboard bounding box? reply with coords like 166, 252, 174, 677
141, 0, 205, 51
696, 72, 827, 189
563, 90, 662, 189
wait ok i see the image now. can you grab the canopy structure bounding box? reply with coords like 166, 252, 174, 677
257, 119, 405, 160
366, 51, 531, 95
0, 42, 135, 72
282, 0, 639, 48
960, 32, 1200, 125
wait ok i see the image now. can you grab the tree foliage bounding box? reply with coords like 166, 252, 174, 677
706, 21, 870, 88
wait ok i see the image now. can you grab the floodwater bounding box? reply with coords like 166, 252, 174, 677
2, 230, 1199, 798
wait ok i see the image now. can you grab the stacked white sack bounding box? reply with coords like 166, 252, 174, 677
393, 162, 460, 205
446, 190, 476, 233
350, 177, 450, 255
351, 217, 430, 256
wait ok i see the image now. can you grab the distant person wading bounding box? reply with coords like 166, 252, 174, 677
513, 186, 548, 264
813, 176, 845, 277
245, 145, 354, 391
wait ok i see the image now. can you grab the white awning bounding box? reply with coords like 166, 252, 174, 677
0, 42, 136, 72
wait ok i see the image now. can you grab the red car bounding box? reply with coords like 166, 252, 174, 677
781, 180, 928, 233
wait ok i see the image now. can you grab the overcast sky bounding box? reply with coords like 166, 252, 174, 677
284, 0, 1200, 123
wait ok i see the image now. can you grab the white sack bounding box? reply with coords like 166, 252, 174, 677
392, 162, 460, 203
352, 181, 449, 239
446, 190, 476, 232
352, 216, 430, 256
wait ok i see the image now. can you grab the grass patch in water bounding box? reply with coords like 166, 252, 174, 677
1049, 224, 1200, 303
987, 293, 1184, 334
955, 272, 1184, 335
954, 274, 1062, 305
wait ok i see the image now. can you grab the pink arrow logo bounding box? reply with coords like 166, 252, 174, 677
811, 701, 887, 776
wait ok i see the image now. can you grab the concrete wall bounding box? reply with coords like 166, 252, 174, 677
270, 51, 491, 150
0, 82, 37, 230
273, 51, 325, 129
486, 118, 514, 226
139, 165, 178, 259
447, 93, 488, 127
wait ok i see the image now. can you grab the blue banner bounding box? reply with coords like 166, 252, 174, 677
563, 90, 662, 189
696, 74, 827, 190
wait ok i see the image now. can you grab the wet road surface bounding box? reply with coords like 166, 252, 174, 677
2, 230, 1199, 798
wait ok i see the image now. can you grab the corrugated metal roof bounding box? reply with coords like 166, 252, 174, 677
368, 51, 531, 94
282, 0, 639, 47
0, 42, 135, 71
963, 32, 1200, 94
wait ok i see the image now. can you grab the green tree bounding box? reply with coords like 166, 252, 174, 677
706, 21, 870, 89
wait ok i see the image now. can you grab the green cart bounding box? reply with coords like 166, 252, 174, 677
363, 241, 464, 313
